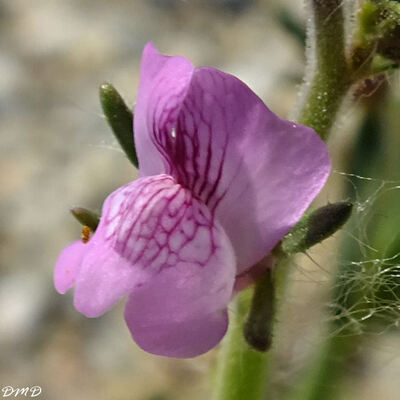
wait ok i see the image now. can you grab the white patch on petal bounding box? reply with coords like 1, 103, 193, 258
182, 217, 195, 238
180, 227, 211, 264
152, 247, 169, 270
155, 232, 168, 246
106, 218, 119, 238
168, 230, 186, 252
161, 213, 176, 231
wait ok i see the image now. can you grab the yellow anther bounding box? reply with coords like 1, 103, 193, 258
81, 225, 91, 244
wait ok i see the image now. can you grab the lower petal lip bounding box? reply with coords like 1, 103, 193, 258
124, 294, 229, 358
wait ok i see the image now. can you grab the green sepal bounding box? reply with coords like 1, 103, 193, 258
99, 83, 139, 168
281, 202, 353, 255
70, 207, 100, 232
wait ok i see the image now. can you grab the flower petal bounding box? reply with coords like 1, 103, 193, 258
135, 45, 330, 272
134, 43, 194, 176
73, 174, 236, 340
124, 253, 232, 358
72, 179, 157, 317
73, 244, 141, 318
54, 240, 86, 294
188, 70, 330, 271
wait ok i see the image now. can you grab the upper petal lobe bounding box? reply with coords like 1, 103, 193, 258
134, 45, 331, 273
134, 43, 194, 177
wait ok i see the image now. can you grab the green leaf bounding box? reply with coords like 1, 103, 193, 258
100, 82, 139, 168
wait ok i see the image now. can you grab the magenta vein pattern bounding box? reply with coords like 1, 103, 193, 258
103, 175, 226, 272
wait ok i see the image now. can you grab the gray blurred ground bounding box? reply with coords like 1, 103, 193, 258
1, 1, 400, 399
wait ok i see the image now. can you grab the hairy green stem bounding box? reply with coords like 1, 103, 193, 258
296, 0, 351, 140
212, 289, 270, 400
212, 253, 290, 400
285, 4, 356, 400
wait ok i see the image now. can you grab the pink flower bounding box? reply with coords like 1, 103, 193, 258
54, 43, 330, 358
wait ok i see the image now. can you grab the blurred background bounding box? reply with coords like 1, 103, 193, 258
1, 0, 400, 399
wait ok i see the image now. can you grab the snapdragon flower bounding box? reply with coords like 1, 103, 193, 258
54, 43, 330, 358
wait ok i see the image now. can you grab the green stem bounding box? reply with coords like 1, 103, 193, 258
212, 288, 270, 400
212, 253, 289, 400
296, 0, 351, 140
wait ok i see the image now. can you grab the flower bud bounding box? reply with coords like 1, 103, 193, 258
243, 268, 275, 352
70, 207, 100, 232
281, 202, 353, 254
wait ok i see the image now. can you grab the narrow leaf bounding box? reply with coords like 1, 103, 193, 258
100, 82, 139, 168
